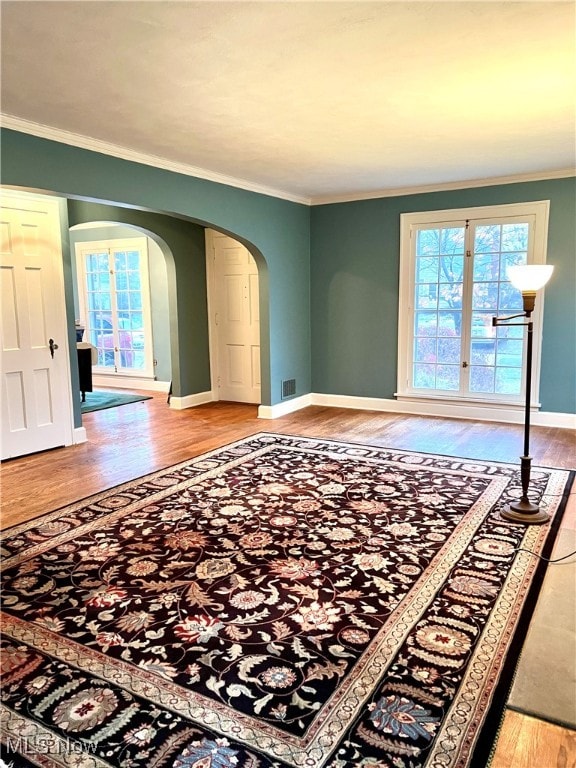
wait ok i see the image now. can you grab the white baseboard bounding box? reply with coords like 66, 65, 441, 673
73, 426, 87, 444
169, 390, 215, 410
132, 384, 574, 429
258, 394, 313, 419
91, 375, 171, 393
256, 392, 575, 429
310, 393, 576, 429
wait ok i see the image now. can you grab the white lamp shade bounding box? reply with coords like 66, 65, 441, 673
507, 264, 554, 292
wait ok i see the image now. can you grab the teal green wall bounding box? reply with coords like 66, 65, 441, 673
2, 129, 574, 417
311, 178, 576, 414
1, 129, 312, 408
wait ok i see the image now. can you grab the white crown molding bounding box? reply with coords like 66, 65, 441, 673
311, 168, 576, 206
3, 114, 574, 208
0, 114, 311, 206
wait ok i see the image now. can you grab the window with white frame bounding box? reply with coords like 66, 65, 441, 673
76, 237, 154, 377
397, 201, 550, 406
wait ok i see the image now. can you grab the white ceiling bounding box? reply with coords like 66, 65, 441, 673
1, 1, 575, 204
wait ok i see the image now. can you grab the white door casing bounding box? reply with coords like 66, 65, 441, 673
206, 230, 261, 404
1, 190, 73, 459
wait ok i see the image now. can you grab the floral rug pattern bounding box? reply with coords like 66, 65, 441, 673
0, 434, 571, 768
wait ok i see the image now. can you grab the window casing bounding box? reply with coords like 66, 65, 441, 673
397, 202, 550, 407
76, 237, 154, 377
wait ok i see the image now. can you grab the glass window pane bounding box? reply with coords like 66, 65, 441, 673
83, 242, 150, 374
128, 272, 142, 290
416, 284, 438, 309
115, 271, 128, 290
496, 338, 523, 368
436, 365, 460, 391
406, 211, 536, 402
500, 252, 527, 281
440, 255, 464, 281
498, 282, 523, 311
438, 283, 462, 310
501, 223, 529, 252
415, 312, 437, 336
115, 251, 127, 271
470, 366, 495, 393
495, 367, 522, 395
473, 254, 499, 282
471, 339, 496, 366
472, 282, 498, 310
413, 363, 436, 389
438, 311, 460, 337
437, 337, 460, 364
416, 256, 439, 283
471, 312, 495, 338
475, 225, 501, 253
86, 252, 109, 271
127, 251, 140, 270
417, 229, 440, 256
439, 228, 465, 255
496, 323, 524, 340
415, 337, 437, 363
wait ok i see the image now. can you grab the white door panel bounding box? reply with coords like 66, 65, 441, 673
1, 191, 73, 459
208, 231, 261, 404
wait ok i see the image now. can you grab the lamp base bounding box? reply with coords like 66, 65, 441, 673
500, 499, 550, 525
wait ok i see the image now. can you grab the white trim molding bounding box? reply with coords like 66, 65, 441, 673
0, 114, 310, 206
324, 393, 574, 428
169, 390, 214, 411
258, 394, 313, 419
311, 169, 576, 206
154, 387, 575, 428
3, 114, 573, 208
92, 375, 171, 393
311, 393, 576, 429
73, 426, 87, 444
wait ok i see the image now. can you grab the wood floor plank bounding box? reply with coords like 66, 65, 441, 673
1, 391, 575, 767
489, 710, 576, 768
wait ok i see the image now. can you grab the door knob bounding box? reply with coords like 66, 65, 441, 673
49, 338, 59, 358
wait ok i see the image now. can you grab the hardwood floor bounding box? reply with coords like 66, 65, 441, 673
2, 391, 575, 766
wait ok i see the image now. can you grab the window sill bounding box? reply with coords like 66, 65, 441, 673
395, 392, 542, 411
93, 369, 155, 380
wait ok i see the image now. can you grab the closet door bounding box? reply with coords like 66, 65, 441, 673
1, 191, 73, 459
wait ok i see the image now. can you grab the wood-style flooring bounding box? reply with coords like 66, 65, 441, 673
2, 391, 575, 767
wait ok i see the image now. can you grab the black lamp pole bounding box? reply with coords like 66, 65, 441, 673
492, 296, 549, 524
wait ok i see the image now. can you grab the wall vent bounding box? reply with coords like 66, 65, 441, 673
281, 378, 296, 399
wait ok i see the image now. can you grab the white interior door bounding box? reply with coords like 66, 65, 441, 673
1, 190, 73, 459
208, 231, 261, 404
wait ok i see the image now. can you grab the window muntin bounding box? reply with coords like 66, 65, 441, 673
76, 238, 153, 377
398, 202, 550, 407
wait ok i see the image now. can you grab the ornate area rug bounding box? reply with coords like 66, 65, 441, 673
1, 433, 572, 768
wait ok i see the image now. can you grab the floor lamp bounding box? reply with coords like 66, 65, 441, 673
492, 264, 554, 525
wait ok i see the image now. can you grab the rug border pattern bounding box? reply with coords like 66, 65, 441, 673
1, 433, 572, 768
